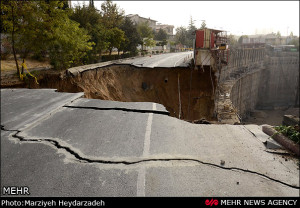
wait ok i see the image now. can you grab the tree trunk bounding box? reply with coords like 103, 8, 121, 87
11, 5, 20, 76
21, 58, 25, 74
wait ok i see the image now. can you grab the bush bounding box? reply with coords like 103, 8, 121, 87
31, 51, 47, 62
274, 125, 300, 144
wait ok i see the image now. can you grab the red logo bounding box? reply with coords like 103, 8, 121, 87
205, 199, 219, 206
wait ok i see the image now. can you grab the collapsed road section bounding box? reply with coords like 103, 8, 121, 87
1, 89, 299, 196
16, 49, 216, 122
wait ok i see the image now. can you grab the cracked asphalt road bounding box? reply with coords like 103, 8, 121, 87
118, 51, 193, 68
1, 89, 299, 196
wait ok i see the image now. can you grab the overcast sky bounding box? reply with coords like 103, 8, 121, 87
73, 1, 299, 36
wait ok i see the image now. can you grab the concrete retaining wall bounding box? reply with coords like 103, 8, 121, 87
257, 54, 299, 108
218, 49, 299, 122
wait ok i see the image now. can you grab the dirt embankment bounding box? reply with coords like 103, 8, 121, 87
11, 64, 217, 121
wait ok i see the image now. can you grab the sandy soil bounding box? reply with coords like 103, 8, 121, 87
1, 55, 51, 74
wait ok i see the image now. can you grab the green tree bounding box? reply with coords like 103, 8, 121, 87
154, 28, 168, 41
1, 0, 93, 73
119, 17, 142, 55
101, 0, 124, 29
288, 37, 299, 50
228, 34, 238, 49
276, 31, 281, 38
186, 16, 197, 47
106, 27, 125, 56
0, 1, 30, 75
169, 40, 176, 52
200, 20, 207, 29
137, 21, 154, 51
100, 0, 125, 56
48, 15, 93, 69
156, 39, 168, 51
71, 5, 107, 63
175, 26, 188, 46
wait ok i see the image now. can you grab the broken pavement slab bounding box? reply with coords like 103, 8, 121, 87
1, 88, 84, 130
20, 107, 150, 159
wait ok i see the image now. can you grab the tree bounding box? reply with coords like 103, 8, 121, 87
71, 5, 107, 63
101, 0, 124, 29
169, 40, 176, 52
154, 28, 168, 41
1, 0, 93, 73
144, 38, 156, 50
288, 37, 299, 50
186, 16, 197, 47
156, 39, 168, 51
175, 26, 188, 46
276, 31, 281, 38
228, 34, 238, 49
106, 27, 125, 56
100, 0, 125, 56
119, 17, 142, 55
0, 1, 30, 75
137, 21, 154, 51
200, 20, 207, 29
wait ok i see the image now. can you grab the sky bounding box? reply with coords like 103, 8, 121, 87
72, 1, 299, 36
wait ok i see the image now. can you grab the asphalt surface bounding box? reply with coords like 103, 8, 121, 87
68, 52, 193, 76
1, 89, 299, 196
118, 51, 193, 68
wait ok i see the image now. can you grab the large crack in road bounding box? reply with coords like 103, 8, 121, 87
2, 125, 299, 190
63, 105, 170, 115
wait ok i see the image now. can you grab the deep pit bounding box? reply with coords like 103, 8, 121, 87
25, 64, 217, 122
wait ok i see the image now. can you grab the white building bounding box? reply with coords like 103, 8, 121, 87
156, 23, 174, 35
127, 14, 157, 30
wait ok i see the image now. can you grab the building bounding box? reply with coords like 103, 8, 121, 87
127, 14, 157, 30
242, 34, 295, 46
155, 24, 174, 36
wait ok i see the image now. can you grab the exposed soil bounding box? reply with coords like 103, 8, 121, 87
1, 64, 218, 121
1, 55, 51, 73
